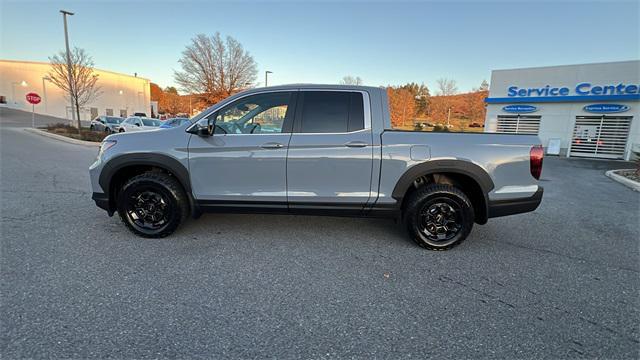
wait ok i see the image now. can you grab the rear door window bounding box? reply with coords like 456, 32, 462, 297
297, 91, 364, 133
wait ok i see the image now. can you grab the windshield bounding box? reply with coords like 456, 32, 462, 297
106, 117, 122, 124
142, 119, 162, 127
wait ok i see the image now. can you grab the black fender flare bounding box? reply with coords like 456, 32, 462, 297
391, 159, 494, 223
99, 153, 197, 215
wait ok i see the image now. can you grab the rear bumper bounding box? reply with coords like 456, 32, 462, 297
487, 187, 543, 218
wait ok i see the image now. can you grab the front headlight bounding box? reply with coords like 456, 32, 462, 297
98, 139, 117, 158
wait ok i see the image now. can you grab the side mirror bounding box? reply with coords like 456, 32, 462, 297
194, 118, 215, 137
207, 117, 215, 135
196, 126, 211, 137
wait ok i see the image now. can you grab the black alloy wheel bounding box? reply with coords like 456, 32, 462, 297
404, 184, 474, 250
125, 189, 172, 233
419, 199, 462, 242
117, 172, 189, 238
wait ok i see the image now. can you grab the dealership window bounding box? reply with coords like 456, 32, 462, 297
570, 116, 632, 159
106, 108, 114, 116
496, 115, 541, 134
90, 107, 99, 119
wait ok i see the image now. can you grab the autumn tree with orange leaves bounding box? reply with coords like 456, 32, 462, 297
387, 87, 416, 128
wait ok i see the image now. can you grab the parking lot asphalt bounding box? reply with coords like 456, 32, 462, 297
1, 109, 639, 359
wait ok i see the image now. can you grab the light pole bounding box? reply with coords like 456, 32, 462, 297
60, 10, 77, 125
42, 77, 51, 112
11, 81, 28, 105
265, 71, 273, 87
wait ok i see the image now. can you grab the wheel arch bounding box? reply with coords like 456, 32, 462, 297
392, 160, 494, 224
99, 153, 196, 216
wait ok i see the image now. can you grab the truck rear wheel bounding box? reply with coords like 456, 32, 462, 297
404, 184, 474, 250
116, 172, 189, 238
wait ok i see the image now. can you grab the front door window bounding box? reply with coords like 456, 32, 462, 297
211, 92, 294, 134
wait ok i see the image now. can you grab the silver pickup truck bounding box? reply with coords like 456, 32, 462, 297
90, 84, 543, 250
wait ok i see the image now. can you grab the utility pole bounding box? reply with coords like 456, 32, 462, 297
447, 107, 451, 127
60, 10, 77, 127
265, 71, 273, 87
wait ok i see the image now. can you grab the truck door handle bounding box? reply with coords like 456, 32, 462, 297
260, 142, 284, 149
344, 141, 368, 148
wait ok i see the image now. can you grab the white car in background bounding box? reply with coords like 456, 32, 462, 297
118, 117, 162, 132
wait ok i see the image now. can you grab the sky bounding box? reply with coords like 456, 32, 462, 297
1, 0, 639, 93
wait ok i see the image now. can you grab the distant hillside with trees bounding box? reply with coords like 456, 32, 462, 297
150, 83, 208, 116
387, 79, 489, 132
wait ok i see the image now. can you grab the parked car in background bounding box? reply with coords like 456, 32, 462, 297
159, 117, 191, 129
90, 116, 124, 133
118, 117, 162, 132
469, 122, 484, 128
133, 112, 147, 117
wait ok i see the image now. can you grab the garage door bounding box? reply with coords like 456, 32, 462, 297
496, 115, 541, 134
570, 116, 632, 159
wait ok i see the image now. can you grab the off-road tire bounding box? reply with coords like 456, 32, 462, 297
117, 172, 189, 238
403, 184, 474, 251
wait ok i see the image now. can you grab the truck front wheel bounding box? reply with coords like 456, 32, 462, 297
116, 172, 189, 238
404, 184, 474, 250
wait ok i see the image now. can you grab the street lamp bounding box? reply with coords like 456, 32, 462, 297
60, 9, 76, 124
265, 71, 273, 87
11, 81, 28, 104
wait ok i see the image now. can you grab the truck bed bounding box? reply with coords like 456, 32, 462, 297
377, 130, 541, 206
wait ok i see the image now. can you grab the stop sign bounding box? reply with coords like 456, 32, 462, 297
26, 92, 41, 105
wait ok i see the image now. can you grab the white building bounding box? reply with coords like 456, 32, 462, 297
484, 60, 639, 160
0, 59, 151, 121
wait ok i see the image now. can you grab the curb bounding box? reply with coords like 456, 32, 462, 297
24, 128, 100, 147
605, 169, 640, 192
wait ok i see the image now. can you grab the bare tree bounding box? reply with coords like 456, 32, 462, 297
48, 47, 101, 129
436, 78, 458, 96
479, 79, 489, 92
340, 75, 363, 85
174, 33, 257, 104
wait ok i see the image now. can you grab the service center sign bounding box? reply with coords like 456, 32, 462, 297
25, 92, 41, 105
502, 105, 537, 113
583, 104, 629, 113
507, 83, 640, 98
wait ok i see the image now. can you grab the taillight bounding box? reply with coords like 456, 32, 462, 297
530, 145, 544, 180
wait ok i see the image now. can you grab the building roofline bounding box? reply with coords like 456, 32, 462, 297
491, 59, 640, 72
0, 58, 150, 82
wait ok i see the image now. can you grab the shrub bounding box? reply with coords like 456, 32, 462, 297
44, 123, 107, 142
433, 125, 450, 132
